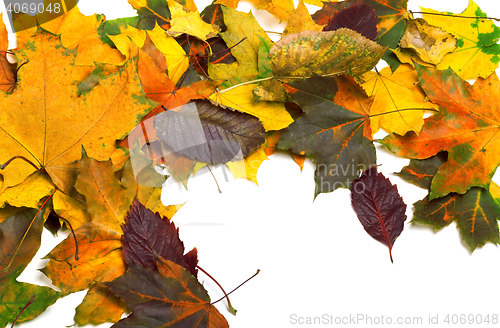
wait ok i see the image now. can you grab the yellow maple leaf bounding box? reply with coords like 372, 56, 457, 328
147, 23, 189, 84
249, 0, 295, 21
0, 172, 54, 208
210, 84, 293, 131
214, 0, 239, 8
108, 25, 146, 62
166, 0, 219, 40
226, 148, 268, 184
361, 64, 438, 136
283, 0, 324, 36
422, 0, 500, 79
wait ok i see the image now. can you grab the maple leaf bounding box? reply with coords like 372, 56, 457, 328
323, 0, 378, 41
398, 17, 457, 65
166, 0, 220, 40
154, 99, 266, 164
361, 64, 438, 135
42, 151, 179, 325
201, 3, 227, 32
398, 154, 500, 251
282, 1, 324, 36
128, 0, 171, 29
122, 200, 198, 276
351, 166, 407, 262
248, 0, 295, 22
277, 75, 376, 196
382, 65, 500, 200
106, 260, 228, 328
0, 207, 62, 327
422, 0, 500, 79
0, 29, 155, 195
270, 29, 385, 79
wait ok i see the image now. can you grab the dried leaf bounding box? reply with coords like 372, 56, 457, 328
283, 1, 324, 36
399, 17, 456, 65
351, 166, 407, 262
270, 29, 385, 79
323, 0, 378, 40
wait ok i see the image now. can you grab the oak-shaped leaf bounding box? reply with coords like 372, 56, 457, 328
270, 28, 385, 79
323, 0, 378, 41
154, 99, 266, 164
106, 259, 228, 328
351, 167, 407, 262
277, 75, 376, 197
122, 200, 198, 277
0, 207, 62, 327
382, 65, 500, 199
398, 154, 500, 251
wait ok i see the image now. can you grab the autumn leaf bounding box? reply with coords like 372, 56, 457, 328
282, 1, 323, 36
106, 260, 228, 328
270, 29, 385, 79
249, 0, 295, 22
154, 99, 266, 164
208, 6, 274, 82
0, 13, 15, 93
166, 0, 220, 40
323, 0, 378, 41
201, 3, 227, 31
128, 0, 171, 29
422, 0, 500, 79
277, 75, 376, 196
399, 17, 456, 65
398, 154, 500, 251
351, 166, 407, 262
122, 200, 198, 275
382, 65, 500, 199
361, 64, 438, 135
0, 29, 155, 195
0, 207, 62, 327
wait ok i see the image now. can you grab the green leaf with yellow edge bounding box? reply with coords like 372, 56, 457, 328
0, 172, 55, 209
210, 84, 293, 131
398, 154, 500, 251
208, 6, 274, 82
0, 207, 62, 327
270, 28, 385, 80
361, 64, 438, 136
422, 0, 500, 79
166, 0, 220, 40
0, 29, 155, 195
399, 17, 456, 65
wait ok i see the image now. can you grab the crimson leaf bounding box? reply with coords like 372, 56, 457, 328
351, 167, 407, 262
122, 200, 198, 277
324, 0, 378, 40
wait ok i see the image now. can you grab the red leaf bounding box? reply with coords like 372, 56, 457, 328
323, 0, 378, 40
351, 167, 407, 262
122, 200, 198, 277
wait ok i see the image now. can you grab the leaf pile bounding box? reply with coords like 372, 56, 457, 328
1, 0, 500, 325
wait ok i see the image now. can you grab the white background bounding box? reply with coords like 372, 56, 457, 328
2, 0, 500, 327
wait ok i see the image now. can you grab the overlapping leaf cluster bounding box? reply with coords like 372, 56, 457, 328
1, 0, 500, 325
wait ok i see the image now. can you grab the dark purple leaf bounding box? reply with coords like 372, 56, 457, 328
351, 166, 407, 262
154, 99, 266, 164
324, 0, 378, 40
122, 200, 198, 277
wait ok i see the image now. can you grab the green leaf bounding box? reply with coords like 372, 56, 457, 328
0, 207, 62, 327
277, 75, 376, 197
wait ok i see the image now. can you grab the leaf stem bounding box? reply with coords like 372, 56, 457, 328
410, 10, 500, 21
10, 294, 35, 328
197, 265, 237, 314
0, 156, 40, 171
206, 165, 222, 194
368, 107, 438, 118
4, 194, 53, 273
52, 214, 79, 261
217, 76, 274, 94
210, 269, 260, 306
